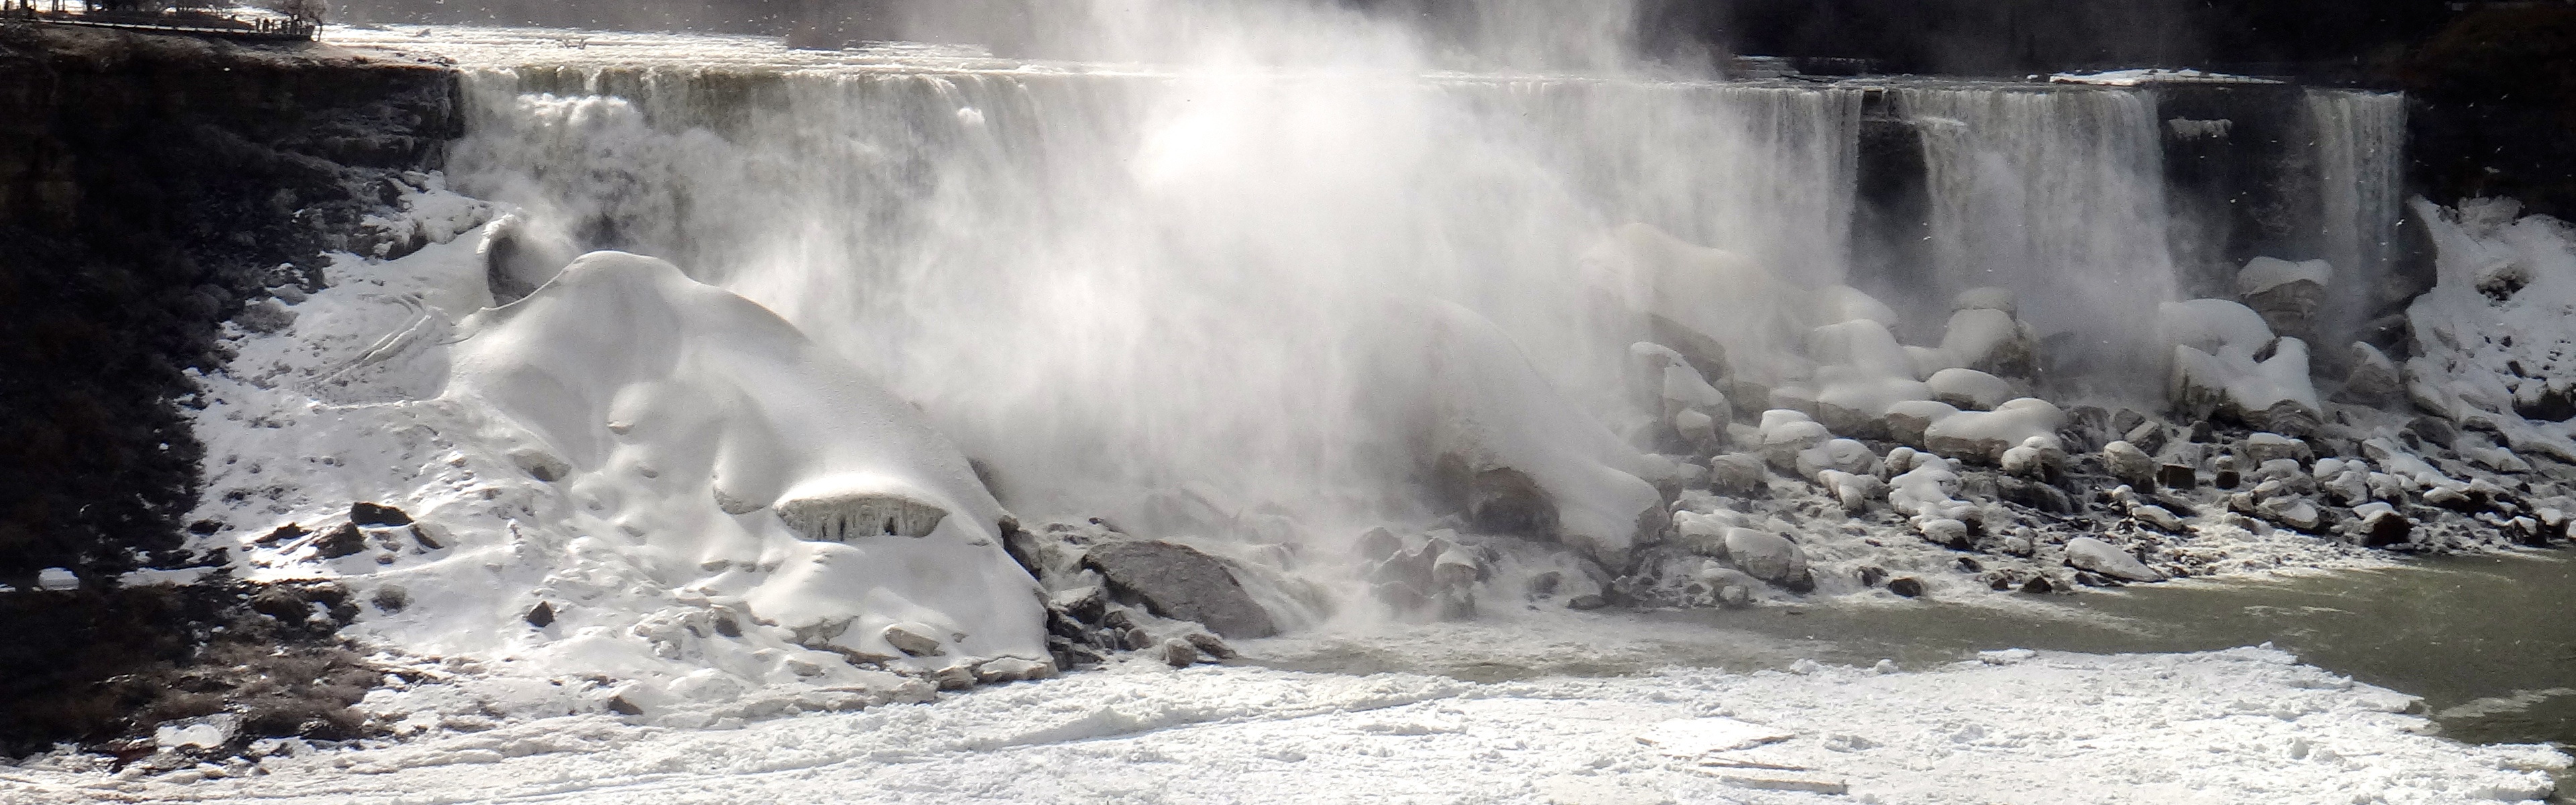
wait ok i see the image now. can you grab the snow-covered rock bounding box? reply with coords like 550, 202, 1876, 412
2101, 440, 2157, 487
1923, 398, 2064, 465
1927, 368, 2013, 411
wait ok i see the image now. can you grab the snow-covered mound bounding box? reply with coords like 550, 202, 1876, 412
191, 201, 1045, 727
443, 250, 1045, 667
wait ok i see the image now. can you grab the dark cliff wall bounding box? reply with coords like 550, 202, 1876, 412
0, 24, 458, 755
0, 25, 458, 584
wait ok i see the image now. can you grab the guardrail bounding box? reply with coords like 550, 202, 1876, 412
2, 6, 317, 41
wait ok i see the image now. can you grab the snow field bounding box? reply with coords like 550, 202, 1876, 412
7, 647, 2559, 804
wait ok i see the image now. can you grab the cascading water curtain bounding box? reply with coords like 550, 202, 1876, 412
2306, 89, 2407, 350
1896, 85, 2178, 390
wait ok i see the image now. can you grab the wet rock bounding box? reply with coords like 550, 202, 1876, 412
973, 656, 1057, 683
1856, 566, 1889, 588
2257, 497, 2322, 532
1566, 594, 1608, 610
2124, 421, 2169, 454
2404, 417, 2460, 451
1465, 467, 1558, 537
883, 622, 947, 657
2102, 440, 2157, 487
1160, 639, 1203, 667
1722, 529, 1811, 588
606, 696, 644, 716
1708, 453, 1769, 496
2019, 576, 2056, 594
1083, 541, 1279, 639
2336, 342, 2404, 406
1886, 577, 1926, 598
2243, 433, 2312, 466
2061, 537, 2165, 582
2158, 464, 2198, 490
2354, 504, 2414, 547
525, 601, 555, 628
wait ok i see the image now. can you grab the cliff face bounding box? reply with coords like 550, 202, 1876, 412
0, 25, 457, 583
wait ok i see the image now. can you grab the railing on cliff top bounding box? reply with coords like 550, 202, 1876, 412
3, 1, 317, 42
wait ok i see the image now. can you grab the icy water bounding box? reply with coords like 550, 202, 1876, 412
1260, 550, 2576, 753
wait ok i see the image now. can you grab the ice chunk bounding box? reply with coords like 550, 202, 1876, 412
2237, 256, 2332, 297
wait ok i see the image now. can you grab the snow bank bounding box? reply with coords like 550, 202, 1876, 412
27, 645, 2559, 804
2404, 197, 2576, 461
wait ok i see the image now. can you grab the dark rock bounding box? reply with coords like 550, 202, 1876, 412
311, 523, 367, 559
1082, 541, 1279, 639
2158, 464, 2198, 490
2359, 511, 2414, 547
2214, 469, 2241, 490
407, 525, 444, 551
1047, 635, 1106, 669
1159, 639, 1201, 667
257, 523, 306, 545
1566, 594, 1608, 610
2020, 576, 2056, 594
1857, 566, 1889, 588
1183, 632, 1238, 660
2255, 402, 2321, 439
2404, 417, 2459, 450
525, 602, 555, 628
1466, 468, 1558, 537
606, 696, 643, 716
349, 502, 412, 527
1354, 527, 1402, 561
1886, 577, 1926, 598
2110, 409, 2147, 438
712, 615, 741, 638
2125, 421, 2169, 454
2189, 421, 2216, 443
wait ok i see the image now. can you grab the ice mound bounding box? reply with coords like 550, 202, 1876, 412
2404, 197, 2576, 460
443, 251, 1045, 666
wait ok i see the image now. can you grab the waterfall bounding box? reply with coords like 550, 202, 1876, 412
1896, 86, 2177, 388
2306, 89, 2407, 347
448, 64, 1862, 531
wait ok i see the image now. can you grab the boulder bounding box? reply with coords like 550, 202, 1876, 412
1886, 577, 1927, 597
1796, 438, 1878, 480
1707, 453, 1769, 496
2123, 421, 2169, 454
2236, 257, 2330, 345
883, 622, 947, 657
2157, 463, 2198, 490
1882, 400, 1960, 449
1083, 541, 1280, 639
1927, 368, 2015, 411
1917, 518, 1971, 549
1465, 467, 1558, 537
2101, 440, 2157, 487
2335, 341, 2404, 406
2243, 433, 2312, 466
1940, 307, 2037, 378
1924, 398, 2065, 465
1721, 528, 1810, 588
2061, 537, 2164, 582
2129, 504, 2184, 532
2353, 502, 2412, 547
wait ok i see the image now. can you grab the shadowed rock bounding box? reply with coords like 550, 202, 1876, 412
1082, 541, 1279, 639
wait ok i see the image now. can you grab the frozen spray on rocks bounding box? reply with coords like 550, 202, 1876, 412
125, 5, 2576, 774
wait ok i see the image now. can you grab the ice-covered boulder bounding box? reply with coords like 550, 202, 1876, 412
443, 251, 1046, 668
1882, 399, 1959, 449
1796, 438, 1879, 480
1923, 398, 2065, 465
2335, 341, 2404, 405
2161, 298, 2321, 435
1939, 307, 2038, 379
1720, 528, 1809, 588
1926, 368, 2014, 411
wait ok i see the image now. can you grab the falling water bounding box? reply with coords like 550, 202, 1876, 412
1896, 85, 2177, 388
2306, 89, 2407, 347
447, 62, 1862, 535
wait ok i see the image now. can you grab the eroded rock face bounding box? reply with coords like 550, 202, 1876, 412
1082, 541, 1279, 639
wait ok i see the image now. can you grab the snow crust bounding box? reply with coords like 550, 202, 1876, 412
14, 645, 2558, 804
2048, 68, 2278, 87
